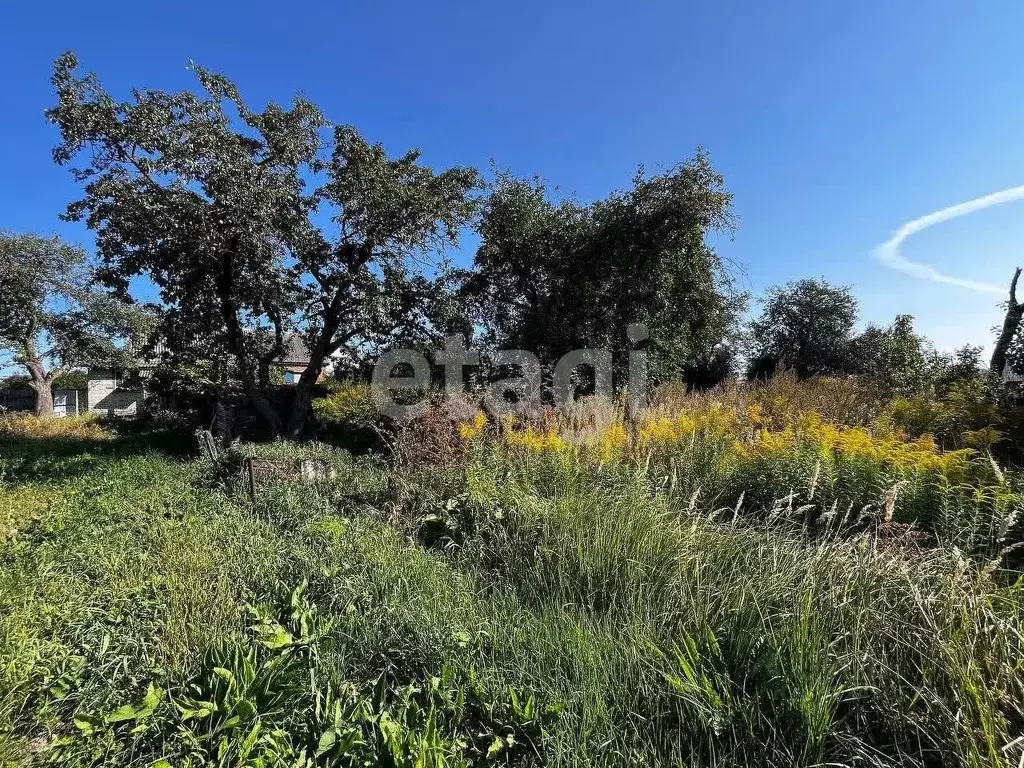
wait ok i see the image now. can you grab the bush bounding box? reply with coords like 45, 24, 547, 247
393, 405, 472, 467
311, 383, 376, 425
884, 378, 1000, 450
310, 384, 383, 454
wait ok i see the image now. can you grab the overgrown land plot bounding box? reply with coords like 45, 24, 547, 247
1, 378, 1023, 768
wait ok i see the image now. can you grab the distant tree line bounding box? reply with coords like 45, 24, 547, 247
1, 53, 1022, 428
743, 277, 995, 396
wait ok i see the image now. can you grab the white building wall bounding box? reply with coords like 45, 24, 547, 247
86, 370, 145, 416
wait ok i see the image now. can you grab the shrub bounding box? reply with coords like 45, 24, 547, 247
311, 383, 376, 425
884, 378, 1000, 450
394, 406, 471, 467
311, 384, 383, 454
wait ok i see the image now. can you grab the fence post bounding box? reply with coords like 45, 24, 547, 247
246, 458, 257, 504
195, 429, 220, 463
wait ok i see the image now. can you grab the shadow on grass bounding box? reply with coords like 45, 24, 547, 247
0, 427, 197, 485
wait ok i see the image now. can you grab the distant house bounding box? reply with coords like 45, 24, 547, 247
279, 335, 313, 384
275, 335, 344, 384
84, 333, 324, 415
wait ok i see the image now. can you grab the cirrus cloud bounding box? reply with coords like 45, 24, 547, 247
874, 185, 1024, 295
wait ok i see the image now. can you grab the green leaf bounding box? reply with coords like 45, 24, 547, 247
105, 683, 163, 724
74, 712, 103, 734
255, 623, 295, 650
103, 705, 139, 724
237, 719, 262, 761
315, 728, 337, 758
234, 698, 257, 721
176, 701, 215, 721
486, 736, 505, 758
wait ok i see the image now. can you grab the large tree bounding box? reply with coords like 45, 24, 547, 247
0, 232, 143, 416
283, 126, 479, 435
48, 53, 479, 437
747, 278, 858, 380
849, 314, 930, 395
466, 155, 744, 388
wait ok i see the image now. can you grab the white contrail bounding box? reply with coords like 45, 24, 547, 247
874, 185, 1024, 295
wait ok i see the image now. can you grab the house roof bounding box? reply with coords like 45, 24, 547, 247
281, 334, 311, 366
122, 331, 313, 369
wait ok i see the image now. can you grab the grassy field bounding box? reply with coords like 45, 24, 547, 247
1, 382, 1023, 767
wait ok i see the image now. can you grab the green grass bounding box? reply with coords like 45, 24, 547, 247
0, 428, 1022, 767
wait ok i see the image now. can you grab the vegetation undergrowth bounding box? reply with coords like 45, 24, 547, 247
2, 380, 1023, 766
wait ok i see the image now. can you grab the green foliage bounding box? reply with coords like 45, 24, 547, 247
312, 384, 376, 425
2, 413, 1022, 766
885, 380, 998, 448
51, 581, 555, 766
1, 371, 87, 390
145, 360, 227, 400
0, 232, 86, 361
0, 231, 146, 414
49, 53, 479, 436
48, 51, 325, 432
311, 384, 382, 453
467, 156, 744, 387
849, 314, 931, 395
747, 278, 858, 379
878, 346, 1008, 451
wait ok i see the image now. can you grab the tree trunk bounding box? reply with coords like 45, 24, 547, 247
212, 396, 232, 442
285, 363, 320, 438
247, 385, 282, 436
990, 267, 1023, 377
32, 379, 54, 418
285, 310, 344, 439
25, 358, 55, 418
214, 235, 282, 437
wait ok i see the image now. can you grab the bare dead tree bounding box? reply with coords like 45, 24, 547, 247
990, 266, 1023, 377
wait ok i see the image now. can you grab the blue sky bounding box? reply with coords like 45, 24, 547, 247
3, 1, 1023, 354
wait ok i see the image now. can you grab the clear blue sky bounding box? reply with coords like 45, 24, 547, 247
3, 1, 1023, 354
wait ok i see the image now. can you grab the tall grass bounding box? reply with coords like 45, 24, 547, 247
456, 378, 1022, 563
0, 390, 1022, 766
0, 412, 110, 441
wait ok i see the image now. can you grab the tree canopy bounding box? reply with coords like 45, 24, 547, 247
747, 278, 858, 380
49, 52, 480, 435
40, 54, 1020, 437
0, 231, 144, 415
848, 314, 931, 396
466, 155, 744, 388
